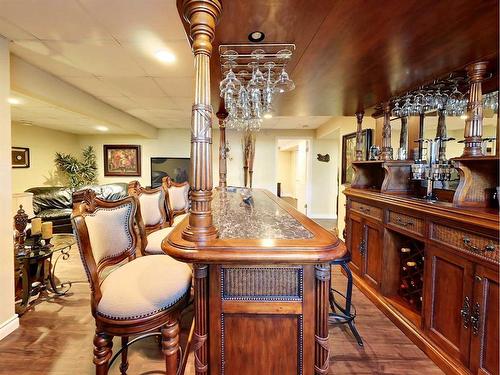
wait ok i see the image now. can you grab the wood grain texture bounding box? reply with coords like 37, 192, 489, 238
0, 244, 444, 374
179, 0, 499, 116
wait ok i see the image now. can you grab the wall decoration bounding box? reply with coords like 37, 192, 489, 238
104, 145, 141, 177
55, 146, 98, 188
242, 130, 256, 188
12, 147, 30, 168
342, 129, 372, 184
150, 157, 190, 188
317, 154, 330, 162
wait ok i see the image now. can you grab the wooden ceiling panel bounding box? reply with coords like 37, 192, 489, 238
178, 0, 499, 116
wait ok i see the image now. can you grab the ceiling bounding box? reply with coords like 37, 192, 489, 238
183, 0, 499, 117
10, 91, 131, 134
1, 0, 194, 131
0, 0, 332, 133
2, 1, 498, 134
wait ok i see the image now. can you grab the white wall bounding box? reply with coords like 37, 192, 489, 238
11, 122, 80, 193
0, 37, 18, 341
77, 127, 338, 219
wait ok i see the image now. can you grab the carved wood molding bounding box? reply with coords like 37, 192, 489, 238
462, 61, 488, 157
355, 111, 364, 161
314, 263, 330, 374
380, 103, 393, 160
181, 0, 222, 242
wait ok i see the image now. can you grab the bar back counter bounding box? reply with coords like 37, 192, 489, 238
163, 188, 346, 375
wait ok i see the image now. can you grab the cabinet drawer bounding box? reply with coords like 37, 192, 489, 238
350, 201, 383, 221
430, 223, 499, 264
388, 210, 425, 236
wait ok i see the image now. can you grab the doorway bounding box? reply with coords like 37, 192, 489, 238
276, 138, 311, 214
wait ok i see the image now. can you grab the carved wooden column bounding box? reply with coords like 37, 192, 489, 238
181, 0, 222, 242
380, 103, 393, 160
436, 108, 447, 162
398, 116, 408, 160
216, 110, 228, 189
462, 61, 488, 157
193, 264, 209, 374
355, 111, 364, 161
417, 112, 425, 161
314, 264, 330, 375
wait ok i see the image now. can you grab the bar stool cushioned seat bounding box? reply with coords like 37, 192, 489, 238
145, 227, 174, 255
97, 255, 191, 320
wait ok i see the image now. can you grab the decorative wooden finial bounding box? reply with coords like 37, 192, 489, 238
462, 61, 488, 157
380, 102, 393, 160
181, 0, 222, 244
355, 111, 364, 161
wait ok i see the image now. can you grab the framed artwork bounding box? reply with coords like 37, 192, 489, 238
341, 129, 372, 184
103, 145, 141, 177
12, 147, 30, 168
150, 157, 190, 188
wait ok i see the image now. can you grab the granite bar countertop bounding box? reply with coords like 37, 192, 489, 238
212, 188, 314, 240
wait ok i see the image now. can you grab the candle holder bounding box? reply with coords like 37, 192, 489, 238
31, 233, 44, 254
43, 237, 53, 247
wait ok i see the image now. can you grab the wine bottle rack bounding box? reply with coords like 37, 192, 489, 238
397, 239, 425, 312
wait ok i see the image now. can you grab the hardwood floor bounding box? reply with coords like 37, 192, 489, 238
0, 244, 443, 374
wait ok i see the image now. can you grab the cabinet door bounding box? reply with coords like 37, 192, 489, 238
470, 265, 499, 375
424, 245, 473, 367
363, 219, 383, 289
348, 212, 363, 275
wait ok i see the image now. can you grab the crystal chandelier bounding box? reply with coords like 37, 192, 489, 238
219, 44, 296, 132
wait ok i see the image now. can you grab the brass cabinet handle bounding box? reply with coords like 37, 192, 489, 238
470, 302, 481, 336
358, 205, 371, 214
460, 296, 471, 328
395, 216, 414, 227
463, 237, 497, 252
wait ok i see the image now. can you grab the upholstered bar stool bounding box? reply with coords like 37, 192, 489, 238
72, 190, 191, 374
329, 251, 364, 347
162, 176, 190, 227
127, 181, 173, 255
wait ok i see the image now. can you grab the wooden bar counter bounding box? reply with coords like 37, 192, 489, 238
163, 188, 346, 375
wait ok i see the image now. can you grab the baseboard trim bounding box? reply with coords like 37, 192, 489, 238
308, 214, 338, 220
351, 272, 468, 375
0, 314, 19, 341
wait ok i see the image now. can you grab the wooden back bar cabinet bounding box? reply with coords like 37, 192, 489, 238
164, 188, 346, 375
345, 153, 499, 375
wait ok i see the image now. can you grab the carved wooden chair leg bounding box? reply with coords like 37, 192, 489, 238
162, 318, 180, 375
93, 332, 113, 375
120, 336, 129, 374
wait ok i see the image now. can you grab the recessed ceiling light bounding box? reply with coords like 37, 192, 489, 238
7, 97, 21, 105
96, 125, 108, 132
460, 114, 468, 120
155, 50, 176, 63
263, 113, 273, 119
248, 31, 265, 43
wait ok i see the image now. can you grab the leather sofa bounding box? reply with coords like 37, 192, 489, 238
25, 183, 128, 233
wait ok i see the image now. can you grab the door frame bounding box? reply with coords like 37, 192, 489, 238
275, 136, 313, 215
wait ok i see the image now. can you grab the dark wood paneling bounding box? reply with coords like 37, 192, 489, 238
223, 314, 299, 375
470, 265, 499, 375
424, 246, 473, 367
348, 212, 363, 274
179, 0, 500, 116
364, 219, 383, 289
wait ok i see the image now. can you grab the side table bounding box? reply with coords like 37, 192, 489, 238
15, 234, 76, 315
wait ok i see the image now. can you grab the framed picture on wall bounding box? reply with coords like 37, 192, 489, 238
341, 129, 372, 184
150, 157, 190, 188
12, 147, 30, 168
103, 145, 141, 177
